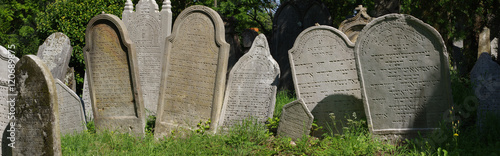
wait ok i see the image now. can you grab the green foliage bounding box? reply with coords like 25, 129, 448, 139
145, 115, 156, 135
86, 120, 96, 134
195, 119, 211, 134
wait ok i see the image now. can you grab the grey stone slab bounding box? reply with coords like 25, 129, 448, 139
218, 34, 279, 129
63, 67, 76, 92
55, 79, 87, 135
339, 5, 372, 43
37, 32, 72, 80
277, 99, 313, 140
0, 45, 18, 155
13, 55, 61, 156
470, 53, 500, 132
355, 14, 453, 141
478, 27, 491, 57
122, 0, 172, 115
289, 25, 365, 137
83, 13, 145, 136
155, 5, 229, 138
82, 73, 92, 121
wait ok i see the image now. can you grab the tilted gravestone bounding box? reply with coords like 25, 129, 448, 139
82, 73, 92, 121
155, 5, 229, 138
470, 53, 500, 132
355, 14, 453, 142
218, 34, 279, 129
37, 32, 72, 81
339, 5, 372, 43
271, 0, 332, 91
289, 25, 365, 137
63, 67, 76, 92
122, 0, 172, 115
0, 45, 18, 155
55, 79, 87, 135
277, 99, 313, 140
13, 55, 62, 156
83, 13, 145, 136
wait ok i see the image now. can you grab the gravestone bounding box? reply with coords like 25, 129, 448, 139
37, 32, 72, 80
0, 45, 18, 155
277, 99, 313, 140
218, 34, 279, 129
122, 0, 172, 115
271, 0, 332, 91
82, 73, 92, 121
55, 79, 87, 135
478, 27, 491, 57
83, 13, 145, 136
155, 5, 229, 138
13, 55, 62, 156
339, 5, 372, 43
289, 25, 365, 136
355, 14, 453, 142
63, 67, 76, 92
242, 29, 259, 51
470, 53, 500, 132
491, 37, 498, 62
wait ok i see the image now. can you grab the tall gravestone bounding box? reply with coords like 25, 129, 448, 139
277, 99, 313, 140
55, 79, 87, 135
13, 55, 62, 156
271, 0, 332, 91
37, 32, 72, 81
82, 73, 92, 121
339, 5, 372, 43
83, 13, 145, 136
470, 53, 500, 132
289, 25, 365, 136
218, 34, 279, 129
0, 45, 18, 155
122, 0, 172, 115
355, 14, 453, 142
155, 5, 229, 138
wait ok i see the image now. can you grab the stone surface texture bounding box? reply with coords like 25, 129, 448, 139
277, 99, 313, 140
37, 32, 72, 80
55, 79, 87, 135
0, 45, 18, 155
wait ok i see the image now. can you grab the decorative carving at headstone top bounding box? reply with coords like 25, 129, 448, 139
355, 14, 453, 142
271, 0, 332, 91
289, 25, 365, 137
37, 32, 72, 80
339, 5, 372, 43
13, 55, 62, 156
470, 52, 500, 133
218, 34, 280, 129
155, 5, 229, 138
63, 67, 76, 92
478, 27, 491, 57
55, 79, 87, 135
122, 0, 172, 115
83, 13, 145, 136
82, 73, 92, 121
0, 45, 18, 154
277, 99, 313, 140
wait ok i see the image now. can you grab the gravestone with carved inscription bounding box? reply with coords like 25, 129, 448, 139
277, 99, 313, 140
122, 0, 172, 115
289, 25, 365, 137
339, 5, 372, 43
0, 45, 18, 155
355, 14, 453, 142
37, 32, 72, 81
55, 79, 87, 135
470, 53, 500, 132
82, 73, 92, 121
155, 5, 229, 138
218, 34, 279, 129
83, 13, 145, 136
13, 55, 62, 156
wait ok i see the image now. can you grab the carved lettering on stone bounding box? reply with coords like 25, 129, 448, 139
37, 32, 72, 80
55, 79, 87, 135
277, 99, 313, 140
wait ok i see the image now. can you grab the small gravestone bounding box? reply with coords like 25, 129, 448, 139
155, 5, 229, 138
83, 13, 145, 136
37, 32, 72, 80
470, 53, 500, 132
218, 34, 279, 129
339, 5, 372, 43
289, 25, 365, 136
355, 14, 453, 142
0, 45, 18, 155
271, 0, 332, 91
277, 99, 313, 140
55, 79, 87, 135
63, 67, 76, 92
122, 0, 172, 115
82, 73, 92, 121
13, 55, 62, 156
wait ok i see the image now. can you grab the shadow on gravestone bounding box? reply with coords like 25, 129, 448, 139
277, 98, 313, 141
311, 94, 364, 137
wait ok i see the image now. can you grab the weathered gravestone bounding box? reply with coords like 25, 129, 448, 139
478, 27, 491, 57
37, 32, 72, 81
271, 0, 332, 91
470, 53, 500, 132
122, 0, 172, 115
218, 34, 279, 129
355, 14, 453, 142
55, 79, 87, 135
82, 73, 92, 121
289, 25, 365, 136
83, 13, 145, 136
0, 45, 18, 155
339, 5, 372, 43
155, 5, 229, 138
277, 99, 313, 140
13, 55, 62, 156
63, 67, 76, 92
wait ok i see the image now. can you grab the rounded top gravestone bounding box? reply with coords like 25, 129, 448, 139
37, 32, 72, 81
